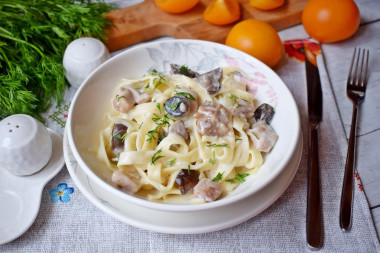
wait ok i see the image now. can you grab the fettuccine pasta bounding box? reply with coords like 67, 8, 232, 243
97, 65, 278, 203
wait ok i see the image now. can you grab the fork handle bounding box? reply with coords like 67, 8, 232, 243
340, 104, 359, 231
307, 123, 323, 248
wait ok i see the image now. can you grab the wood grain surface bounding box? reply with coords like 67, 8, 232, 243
106, 0, 308, 52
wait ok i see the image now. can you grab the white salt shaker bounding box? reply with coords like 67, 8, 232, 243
63, 37, 110, 88
0, 114, 52, 176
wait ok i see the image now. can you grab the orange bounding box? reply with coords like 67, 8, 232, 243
203, 0, 240, 25
225, 19, 283, 67
154, 0, 199, 14
302, 0, 360, 43
249, 0, 285, 10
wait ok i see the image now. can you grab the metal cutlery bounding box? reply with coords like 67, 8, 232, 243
304, 46, 323, 249
340, 48, 369, 231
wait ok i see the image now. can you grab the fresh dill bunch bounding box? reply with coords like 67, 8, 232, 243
0, 0, 114, 121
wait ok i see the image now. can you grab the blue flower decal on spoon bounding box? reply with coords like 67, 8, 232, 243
49, 183, 74, 203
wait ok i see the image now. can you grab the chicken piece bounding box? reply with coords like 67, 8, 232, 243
194, 68, 222, 95
193, 178, 223, 202
194, 101, 230, 136
111, 170, 142, 193
175, 169, 200, 194
111, 123, 128, 156
248, 120, 278, 152
169, 120, 189, 141
113, 88, 134, 113
113, 85, 150, 113
232, 99, 256, 118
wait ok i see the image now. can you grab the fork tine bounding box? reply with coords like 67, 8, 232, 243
362, 49, 369, 88
353, 48, 361, 86
347, 48, 357, 86
357, 48, 365, 87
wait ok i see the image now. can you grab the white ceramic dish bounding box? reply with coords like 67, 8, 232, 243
64, 129, 302, 234
67, 39, 301, 212
0, 129, 64, 245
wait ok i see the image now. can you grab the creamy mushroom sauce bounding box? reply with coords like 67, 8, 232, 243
96, 65, 278, 204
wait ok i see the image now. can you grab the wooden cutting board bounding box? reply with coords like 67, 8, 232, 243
106, 0, 308, 52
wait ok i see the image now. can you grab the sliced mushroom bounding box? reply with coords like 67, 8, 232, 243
169, 120, 189, 141
175, 169, 200, 195
193, 178, 222, 202
112, 123, 128, 156
164, 95, 191, 117
170, 64, 199, 78
176, 88, 199, 114
111, 170, 142, 193
253, 103, 275, 124
194, 68, 223, 95
232, 99, 256, 118
248, 120, 278, 153
113, 85, 150, 113
194, 101, 230, 136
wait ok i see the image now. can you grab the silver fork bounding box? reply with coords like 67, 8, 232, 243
340, 48, 369, 231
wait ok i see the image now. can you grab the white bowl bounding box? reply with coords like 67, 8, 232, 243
0, 114, 52, 176
67, 39, 301, 212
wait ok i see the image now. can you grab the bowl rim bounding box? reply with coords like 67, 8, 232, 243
67, 39, 301, 212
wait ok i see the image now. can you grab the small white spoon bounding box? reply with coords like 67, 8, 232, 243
0, 129, 64, 245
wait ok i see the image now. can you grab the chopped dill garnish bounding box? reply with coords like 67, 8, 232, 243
212, 172, 224, 182
150, 69, 167, 89
165, 114, 178, 122
114, 132, 127, 142
152, 113, 161, 123
116, 95, 125, 102
157, 131, 166, 143
179, 65, 190, 73
168, 99, 179, 111
235, 173, 250, 183
207, 143, 229, 148
146, 113, 177, 142
146, 129, 158, 143
187, 165, 191, 175
226, 179, 235, 183
236, 138, 242, 141
229, 94, 239, 103
251, 132, 260, 140
151, 148, 165, 165
175, 92, 195, 101
209, 151, 216, 165
168, 158, 176, 166
139, 122, 143, 129
156, 103, 163, 114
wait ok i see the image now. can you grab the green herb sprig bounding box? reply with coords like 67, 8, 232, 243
150, 69, 167, 89
151, 148, 165, 165
212, 172, 224, 182
209, 151, 216, 165
235, 173, 250, 183
114, 132, 127, 142
175, 92, 195, 101
168, 158, 176, 166
0, 0, 114, 121
207, 143, 229, 148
